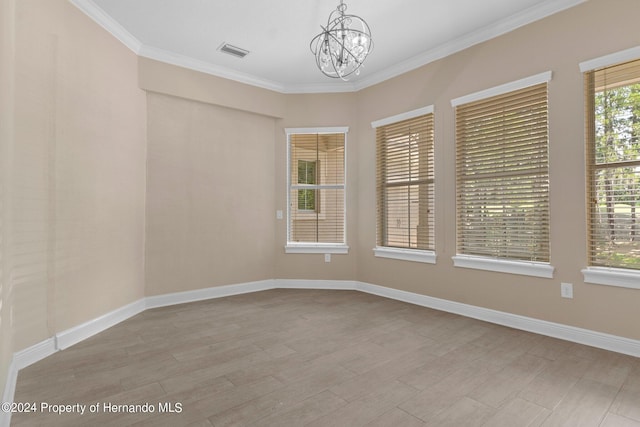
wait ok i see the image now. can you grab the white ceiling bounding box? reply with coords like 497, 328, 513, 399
74, 0, 585, 93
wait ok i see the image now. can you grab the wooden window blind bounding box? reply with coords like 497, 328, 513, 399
288, 132, 345, 244
585, 58, 640, 270
455, 82, 550, 262
375, 113, 434, 250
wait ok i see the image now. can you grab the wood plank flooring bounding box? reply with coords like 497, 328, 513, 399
11, 289, 640, 426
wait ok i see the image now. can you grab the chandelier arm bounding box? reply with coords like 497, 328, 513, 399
326, 9, 341, 29
310, 34, 343, 79
320, 39, 346, 80
309, 27, 329, 53
328, 55, 345, 81
315, 42, 330, 73
325, 30, 368, 65
324, 31, 358, 64
328, 27, 372, 49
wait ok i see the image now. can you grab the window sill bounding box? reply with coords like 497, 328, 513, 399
373, 247, 436, 264
285, 244, 349, 254
452, 255, 555, 278
293, 214, 327, 221
582, 267, 640, 290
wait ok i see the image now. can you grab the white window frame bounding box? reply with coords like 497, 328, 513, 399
296, 159, 319, 213
450, 71, 556, 278
579, 46, 640, 289
294, 157, 327, 221
371, 105, 437, 264
285, 127, 349, 254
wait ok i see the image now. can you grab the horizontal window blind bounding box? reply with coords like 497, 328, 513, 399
289, 132, 345, 244
456, 83, 550, 262
585, 58, 640, 270
376, 112, 434, 250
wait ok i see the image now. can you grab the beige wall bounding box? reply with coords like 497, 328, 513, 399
0, 0, 16, 403
138, 58, 286, 120
140, 58, 284, 295
355, 0, 640, 339
144, 92, 277, 295
9, 0, 147, 354
139, 68, 360, 284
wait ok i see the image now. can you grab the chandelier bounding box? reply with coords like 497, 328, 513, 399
310, 0, 373, 80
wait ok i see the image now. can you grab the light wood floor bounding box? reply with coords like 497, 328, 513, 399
11, 289, 640, 426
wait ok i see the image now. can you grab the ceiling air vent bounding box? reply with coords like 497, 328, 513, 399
217, 43, 249, 58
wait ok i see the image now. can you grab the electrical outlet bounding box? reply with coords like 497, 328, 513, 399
324, 254, 331, 263
276, 210, 283, 220
561, 282, 573, 299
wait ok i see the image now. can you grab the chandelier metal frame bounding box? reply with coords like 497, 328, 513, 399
310, 0, 373, 81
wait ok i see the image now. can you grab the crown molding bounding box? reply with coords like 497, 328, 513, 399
353, 0, 586, 91
137, 45, 288, 93
69, 0, 142, 54
70, 0, 586, 94
280, 81, 358, 94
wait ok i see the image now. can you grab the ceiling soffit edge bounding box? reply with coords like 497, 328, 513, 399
69, 0, 587, 95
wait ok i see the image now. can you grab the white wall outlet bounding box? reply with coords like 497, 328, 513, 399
561, 282, 573, 299
324, 253, 331, 263
276, 210, 283, 220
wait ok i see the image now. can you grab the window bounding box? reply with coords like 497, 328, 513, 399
297, 160, 317, 211
286, 128, 347, 253
451, 72, 553, 277
372, 106, 435, 263
584, 58, 640, 272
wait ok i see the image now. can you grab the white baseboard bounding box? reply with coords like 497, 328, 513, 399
3, 277, 640, 421
14, 338, 57, 370
145, 279, 275, 309
275, 279, 358, 290
1, 339, 56, 427
356, 281, 640, 358
1, 358, 17, 427
56, 299, 146, 350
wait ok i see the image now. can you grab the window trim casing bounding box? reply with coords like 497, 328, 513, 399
285, 243, 349, 254
580, 46, 640, 288
374, 247, 436, 264
581, 267, 640, 290
451, 71, 555, 278
579, 45, 640, 73
371, 105, 437, 263
371, 105, 434, 128
453, 255, 555, 278
285, 127, 348, 254
451, 71, 552, 108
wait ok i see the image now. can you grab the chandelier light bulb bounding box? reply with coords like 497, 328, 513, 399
310, 0, 373, 81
